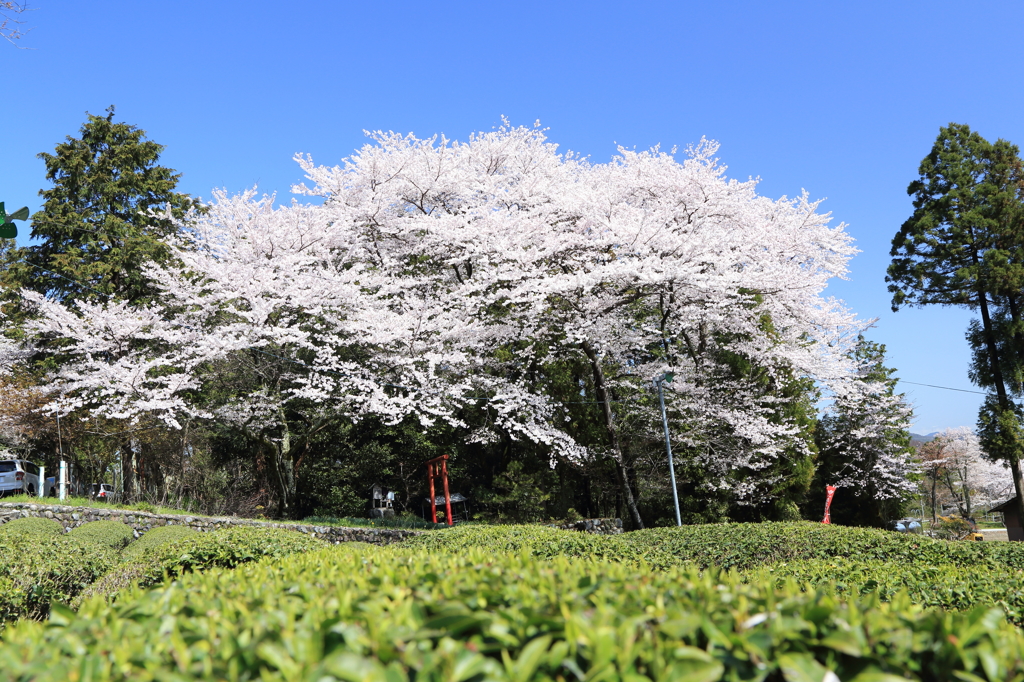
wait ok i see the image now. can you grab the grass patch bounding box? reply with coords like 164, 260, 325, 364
0, 495, 200, 517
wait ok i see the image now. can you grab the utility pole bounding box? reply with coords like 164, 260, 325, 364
655, 372, 682, 527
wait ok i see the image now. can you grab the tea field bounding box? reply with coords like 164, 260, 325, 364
3, 520, 1024, 680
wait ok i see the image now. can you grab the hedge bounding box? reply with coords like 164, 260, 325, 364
404, 521, 1024, 571
79, 526, 326, 605
0, 516, 65, 539
617, 522, 1024, 571
758, 556, 1024, 626
120, 524, 196, 559
68, 521, 135, 551
0, 533, 114, 620
2, 544, 1024, 681
138, 526, 326, 582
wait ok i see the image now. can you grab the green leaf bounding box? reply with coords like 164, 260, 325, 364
848, 668, 915, 682
669, 646, 725, 682
777, 653, 834, 682
818, 630, 865, 657
509, 635, 551, 682
46, 602, 76, 627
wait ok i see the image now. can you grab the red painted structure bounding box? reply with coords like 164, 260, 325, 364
822, 485, 837, 524
425, 455, 453, 526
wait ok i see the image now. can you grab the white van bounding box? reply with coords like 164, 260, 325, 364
0, 459, 41, 496
88, 483, 118, 502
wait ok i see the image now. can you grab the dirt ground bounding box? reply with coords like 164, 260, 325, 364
978, 529, 1009, 542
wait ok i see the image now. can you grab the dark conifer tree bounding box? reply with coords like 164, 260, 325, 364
7, 106, 198, 306
888, 123, 1024, 527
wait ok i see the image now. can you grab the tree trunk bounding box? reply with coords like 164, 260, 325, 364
931, 466, 937, 523
976, 284, 1024, 537
264, 438, 297, 519
1000, 293, 1024, 535
582, 339, 644, 529
263, 405, 298, 519
124, 440, 142, 503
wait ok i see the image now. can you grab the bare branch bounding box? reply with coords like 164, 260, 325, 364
1, 1, 32, 47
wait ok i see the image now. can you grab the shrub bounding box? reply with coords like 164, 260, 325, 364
756, 556, 1024, 626
407, 521, 1024, 572
2, 544, 1024, 680
67, 521, 135, 551
81, 526, 326, 605
0, 534, 114, 620
141, 527, 325, 583
120, 524, 196, 559
0, 516, 64, 539
0, 575, 25, 623
933, 515, 974, 540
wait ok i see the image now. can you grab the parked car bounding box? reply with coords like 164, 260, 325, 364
0, 459, 41, 496
888, 518, 923, 534
88, 483, 118, 502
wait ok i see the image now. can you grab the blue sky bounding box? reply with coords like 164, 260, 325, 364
2, 0, 1023, 433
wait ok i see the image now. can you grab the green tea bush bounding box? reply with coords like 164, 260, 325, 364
68, 521, 135, 550
82, 526, 326, 605
617, 522, 1000, 570
120, 524, 196, 559
0, 575, 25, 622
140, 526, 325, 582
407, 521, 1024, 571
0, 516, 64, 538
404, 523, 612, 557
760, 556, 1024, 626
0, 534, 114, 620
2, 544, 1024, 681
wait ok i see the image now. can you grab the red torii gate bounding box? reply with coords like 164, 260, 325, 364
425, 455, 453, 526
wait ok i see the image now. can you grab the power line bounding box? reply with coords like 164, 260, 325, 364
899, 380, 987, 396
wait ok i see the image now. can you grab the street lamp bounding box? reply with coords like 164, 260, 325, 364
654, 372, 682, 527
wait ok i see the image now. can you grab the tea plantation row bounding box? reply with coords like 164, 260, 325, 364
3, 520, 1024, 680
0, 516, 323, 621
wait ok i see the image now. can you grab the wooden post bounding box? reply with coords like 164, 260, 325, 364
427, 461, 438, 523
441, 457, 453, 526
425, 455, 453, 526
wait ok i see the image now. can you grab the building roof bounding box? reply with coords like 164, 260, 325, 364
989, 498, 1017, 513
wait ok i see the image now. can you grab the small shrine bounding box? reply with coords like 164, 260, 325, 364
370, 483, 396, 519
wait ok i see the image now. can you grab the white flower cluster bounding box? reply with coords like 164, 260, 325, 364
7, 122, 887, 495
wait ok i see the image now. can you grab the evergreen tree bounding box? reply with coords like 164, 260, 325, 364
888, 122, 1024, 531
7, 106, 198, 305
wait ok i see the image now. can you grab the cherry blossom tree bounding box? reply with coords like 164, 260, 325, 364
930, 426, 1014, 520
1, 1, 29, 46
9, 122, 867, 521
810, 337, 917, 526
293, 125, 865, 525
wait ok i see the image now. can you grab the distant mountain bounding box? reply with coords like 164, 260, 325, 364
910, 432, 940, 445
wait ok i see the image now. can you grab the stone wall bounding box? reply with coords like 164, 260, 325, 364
0, 502, 625, 542
0, 502, 420, 545
547, 517, 623, 535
